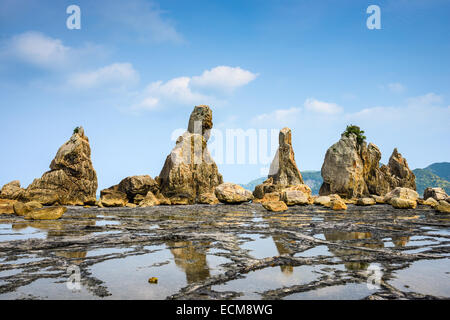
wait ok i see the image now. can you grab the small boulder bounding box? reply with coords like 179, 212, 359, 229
24, 206, 67, 220
423, 187, 448, 201
356, 197, 376, 206
423, 197, 438, 207
215, 183, 253, 204
384, 187, 419, 204
13, 201, 43, 216
436, 201, 450, 213
198, 193, 219, 205
0, 181, 25, 200
100, 187, 128, 207
262, 201, 288, 212
139, 191, 160, 207
253, 192, 281, 204
371, 195, 385, 204
281, 190, 309, 206
314, 196, 331, 207
331, 199, 347, 211
390, 197, 417, 209
0, 199, 17, 214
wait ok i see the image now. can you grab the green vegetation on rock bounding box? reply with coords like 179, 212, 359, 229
343, 125, 366, 145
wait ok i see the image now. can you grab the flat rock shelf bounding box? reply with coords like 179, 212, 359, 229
0, 204, 449, 300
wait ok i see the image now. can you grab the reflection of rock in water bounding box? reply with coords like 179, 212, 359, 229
167, 241, 211, 284
391, 236, 410, 247
54, 251, 87, 265
324, 231, 384, 271
272, 235, 293, 275
12, 219, 95, 237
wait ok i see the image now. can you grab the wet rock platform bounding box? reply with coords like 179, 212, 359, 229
0, 203, 449, 300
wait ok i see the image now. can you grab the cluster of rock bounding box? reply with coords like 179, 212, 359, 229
0, 107, 448, 216
319, 131, 416, 199
99, 105, 254, 208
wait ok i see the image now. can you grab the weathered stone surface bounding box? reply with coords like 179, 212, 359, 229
423, 187, 448, 201
268, 128, 304, 186
252, 192, 280, 204
187, 105, 213, 141
155, 192, 171, 205
281, 190, 309, 206
371, 195, 385, 204
24, 206, 67, 220
100, 186, 128, 207
388, 148, 416, 191
436, 200, 450, 213
356, 197, 376, 206
159, 106, 223, 204
0, 181, 25, 200
215, 183, 253, 204
331, 199, 347, 211
314, 196, 331, 207
0, 199, 17, 214
384, 187, 419, 204
423, 197, 438, 207
320, 131, 416, 198
118, 175, 159, 203
198, 193, 219, 205
390, 198, 417, 209
320, 133, 368, 198
139, 191, 160, 207
262, 201, 288, 212
23, 127, 98, 205
13, 201, 43, 216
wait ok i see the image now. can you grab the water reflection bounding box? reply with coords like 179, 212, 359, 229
167, 241, 211, 284
324, 231, 384, 271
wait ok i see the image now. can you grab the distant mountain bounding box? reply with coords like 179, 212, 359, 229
241, 162, 450, 197
240, 171, 323, 195
413, 162, 450, 196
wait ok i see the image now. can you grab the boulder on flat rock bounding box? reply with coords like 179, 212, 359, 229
118, 175, 159, 203
423, 187, 448, 201
262, 201, 288, 212
100, 186, 128, 207
314, 196, 331, 207
390, 197, 417, 209
384, 187, 419, 204
13, 201, 43, 216
23, 127, 98, 205
159, 106, 223, 204
0, 199, 17, 214
198, 193, 219, 205
0, 181, 25, 200
436, 200, 450, 213
423, 197, 438, 207
331, 199, 347, 211
139, 191, 160, 207
356, 197, 376, 206
24, 206, 67, 220
215, 183, 253, 204
281, 190, 309, 206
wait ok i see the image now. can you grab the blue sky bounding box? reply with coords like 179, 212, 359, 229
0, 0, 449, 191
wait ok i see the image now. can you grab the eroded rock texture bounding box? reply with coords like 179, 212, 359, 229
158, 105, 223, 204
23, 127, 98, 205
320, 132, 416, 198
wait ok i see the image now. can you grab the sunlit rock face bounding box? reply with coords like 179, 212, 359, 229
23, 127, 98, 205
320, 133, 416, 198
158, 105, 223, 204
254, 128, 311, 207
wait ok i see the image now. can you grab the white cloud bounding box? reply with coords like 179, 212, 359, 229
2, 31, 107, 70
101, 0, 183, 44
191, 66, 258, 91
131, 66, 257, 111
5, 31, 70, 69
407, 92, 442, 106
67, 63, 139, 89
252, 107, 301, 125
387, 82, 406, 93
304, 98, 343, 114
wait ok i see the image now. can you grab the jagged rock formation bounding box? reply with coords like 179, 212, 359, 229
268, 127, 304, 185
158, 105, 223, 204
0, 181, 25, 200
254, 128, 311, 208
23, 127, 98, 205
319, 132, 416, 198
